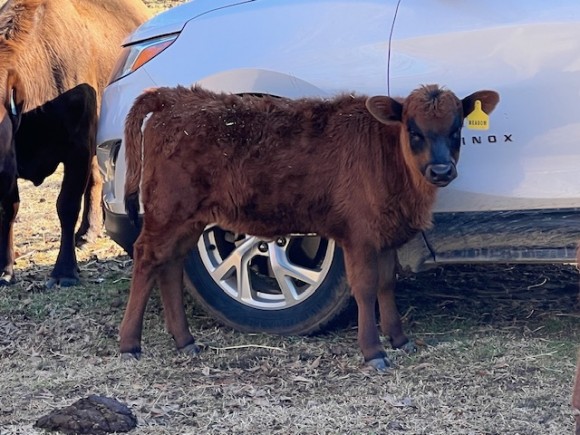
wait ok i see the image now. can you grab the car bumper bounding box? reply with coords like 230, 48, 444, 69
104, 209, 140, 256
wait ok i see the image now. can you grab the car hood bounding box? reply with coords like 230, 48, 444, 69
125, 0, 255, 44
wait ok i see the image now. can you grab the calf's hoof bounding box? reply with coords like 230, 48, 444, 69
366, 355, 392, 371
46, 276, 80, 289
119, 343, 142, 361
397, 340, 418, 354
120, 352, 141, 362
178, 343, 201, 356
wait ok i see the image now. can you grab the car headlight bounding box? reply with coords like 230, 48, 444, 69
108, 33, 178, 84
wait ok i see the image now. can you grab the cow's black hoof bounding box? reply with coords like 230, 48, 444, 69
178, 343, 201, 356
46, 276, 80, 289
59, 277, 80, 287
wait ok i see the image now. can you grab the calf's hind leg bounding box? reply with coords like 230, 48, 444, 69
157, 228, 204, 355
158, 258, 198, 354
119, 236, 157, 358
120, 225, 203, 358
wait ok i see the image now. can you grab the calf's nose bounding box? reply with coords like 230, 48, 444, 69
426, 163, 457, 186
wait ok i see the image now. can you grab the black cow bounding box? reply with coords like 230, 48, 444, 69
0, 73, 97, 287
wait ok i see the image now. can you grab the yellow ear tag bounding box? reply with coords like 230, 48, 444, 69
466, 100, 490, 130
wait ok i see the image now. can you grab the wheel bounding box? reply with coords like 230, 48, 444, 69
184, 225, 353, 335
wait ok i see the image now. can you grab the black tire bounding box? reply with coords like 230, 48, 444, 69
184, 226, 353, 335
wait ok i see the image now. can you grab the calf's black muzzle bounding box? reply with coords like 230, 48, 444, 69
425, 163, 457, 187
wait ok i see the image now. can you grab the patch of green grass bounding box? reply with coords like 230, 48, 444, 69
535, 316, 580, 337
0, 274, 129, 321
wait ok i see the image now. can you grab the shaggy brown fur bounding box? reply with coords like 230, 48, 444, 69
122, 85, 499, 369
0, 0, 150, 286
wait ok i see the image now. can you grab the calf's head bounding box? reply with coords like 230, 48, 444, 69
366, 85, 499, 187
0, 69, 23, 197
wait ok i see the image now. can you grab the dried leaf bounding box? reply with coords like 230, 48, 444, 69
253, 397, 270, 407
292, 376, 313, 383
384, 395, 415, 408
309, 355, 322, 369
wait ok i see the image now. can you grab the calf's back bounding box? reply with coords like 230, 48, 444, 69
134, 87, 422, 247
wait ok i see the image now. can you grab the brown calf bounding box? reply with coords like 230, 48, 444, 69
122, 85, 499, 369
0, 0, 150, 287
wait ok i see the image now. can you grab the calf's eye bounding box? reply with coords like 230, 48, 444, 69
409, 131, 423, 142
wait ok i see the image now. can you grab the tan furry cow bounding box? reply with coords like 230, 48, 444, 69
0, 0, 150, 287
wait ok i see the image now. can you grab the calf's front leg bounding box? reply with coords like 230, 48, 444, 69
344, 245, 390, 370
377, 248, 412, 350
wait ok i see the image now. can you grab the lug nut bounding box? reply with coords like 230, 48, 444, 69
276, 237, 286, 247
258, 242, 268, 252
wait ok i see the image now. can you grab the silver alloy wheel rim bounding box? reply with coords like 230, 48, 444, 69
197, 226, 335, 310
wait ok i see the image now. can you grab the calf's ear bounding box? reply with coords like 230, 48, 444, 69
366, 96, 403, 124
4, 69, 24, 133
462, 90, 499, 118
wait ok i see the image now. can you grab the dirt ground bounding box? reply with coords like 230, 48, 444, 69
0, 169, 578, 435
0, 1, 580, 434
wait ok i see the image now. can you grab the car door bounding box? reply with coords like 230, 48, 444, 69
389, 0, 580, 266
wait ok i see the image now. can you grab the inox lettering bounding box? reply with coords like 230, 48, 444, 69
461, 134, 513, 145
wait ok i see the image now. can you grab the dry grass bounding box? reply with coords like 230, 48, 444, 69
0, 1, 579, 434
142, 0, 185, 14
1, 189, 578, 435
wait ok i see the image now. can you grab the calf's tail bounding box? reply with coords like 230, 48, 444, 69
124, 88, 166, 227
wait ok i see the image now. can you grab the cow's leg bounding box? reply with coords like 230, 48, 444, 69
158, 256, 199, 355
377, 249, 413, 351
344, 245, 389, 370
120, 226, 202, 358
0, 186, 19, 285
119, 236, 156, 358
158, 228, 203, 355
75, 156, 103, 248
47, 149, 91, 288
